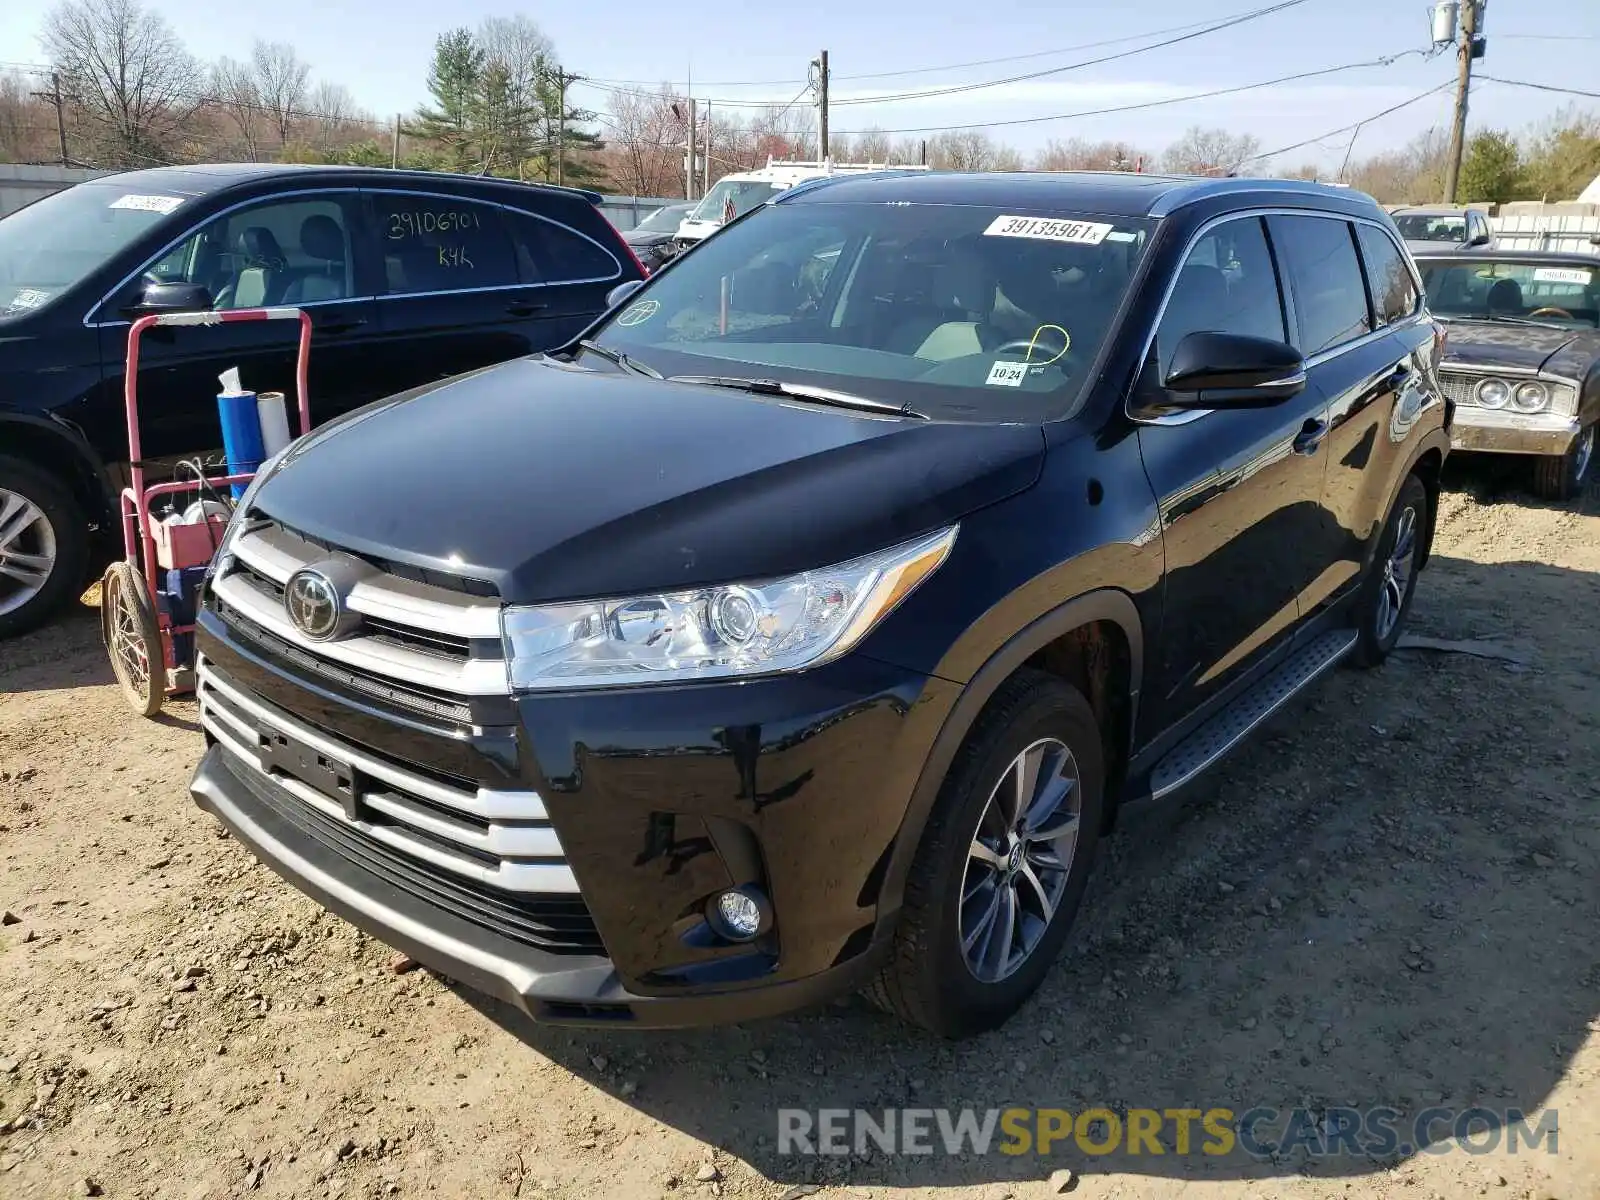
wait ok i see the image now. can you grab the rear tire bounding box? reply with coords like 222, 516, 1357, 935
1349, 472, 1428, 669
1532, 422, 1594, 502
867, 669, 1104, 1037
0, 455, 89, 641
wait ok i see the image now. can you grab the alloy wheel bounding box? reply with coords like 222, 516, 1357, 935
0, 488, 57, 618
1375, 504, 1418, 642
959, 737, 1082, 983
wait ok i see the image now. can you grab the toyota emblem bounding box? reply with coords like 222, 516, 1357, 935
284, 568, 342, 640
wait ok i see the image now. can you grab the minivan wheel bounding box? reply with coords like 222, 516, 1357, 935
1348, 472, 1428, 669
0, 456, 88, 640
867, 669, 1104, 1037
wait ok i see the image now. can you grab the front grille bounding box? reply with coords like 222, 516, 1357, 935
1438, 372, 1481, 407
224, 749, 603, 954
198, 658, 580, 897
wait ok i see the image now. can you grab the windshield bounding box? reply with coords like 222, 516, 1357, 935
633, 206, 688, 234
1417, 258, 1600, 328
690, 180, 783, 223
0, 182, 187, 318
1396, 214, 1467, 244
588, 200, 1155, 420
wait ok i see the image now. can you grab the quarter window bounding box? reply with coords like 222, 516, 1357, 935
371, 194, 517, 294
1356, 225, 1420, 326
502, 209, 621, 284
1271, 215, 1373, 355
1156, 216, 1287, 379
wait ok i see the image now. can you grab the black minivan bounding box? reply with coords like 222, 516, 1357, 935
0, 163, 645, 637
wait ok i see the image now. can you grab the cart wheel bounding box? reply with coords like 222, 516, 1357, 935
101, 561, 163, 717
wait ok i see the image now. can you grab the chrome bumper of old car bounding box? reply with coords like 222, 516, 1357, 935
1449, 409, 1582, 457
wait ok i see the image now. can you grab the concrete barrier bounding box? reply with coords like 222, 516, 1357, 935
0, 164, 113, 217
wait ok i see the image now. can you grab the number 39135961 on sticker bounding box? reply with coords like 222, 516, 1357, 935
983, 215, 1113, 245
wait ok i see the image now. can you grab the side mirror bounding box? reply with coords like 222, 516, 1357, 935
125, 280, 213, 315
1159, 331, 1307, 409
1465, 232, 1492, 247
606, 280, 644, 309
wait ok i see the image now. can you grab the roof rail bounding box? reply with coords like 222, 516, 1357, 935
763, 156, 933, 173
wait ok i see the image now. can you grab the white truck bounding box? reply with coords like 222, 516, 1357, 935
674, 158, 931, 250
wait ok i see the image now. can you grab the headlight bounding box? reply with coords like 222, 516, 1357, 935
1474, 378, 1509, 409
501, 526, 958, 691
1511, 381, 1549, 413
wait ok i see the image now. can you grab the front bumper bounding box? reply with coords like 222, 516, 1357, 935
1449, 409, 1582, 457
192, 746, 880, 1027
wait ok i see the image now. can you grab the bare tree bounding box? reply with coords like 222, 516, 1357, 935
251, 39, 310, 148
1035, 137, 1144, 172
928, 130, 1000, 171
599, 86, 686, 197
851, 127, 892, 163
43, 0, 199, 167
0, 72, 57, 164
1161, 126, 1261, 176
210, 55, 264, 160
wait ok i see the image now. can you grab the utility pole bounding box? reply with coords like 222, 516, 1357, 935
686, 96, 697, 201
1442, 0, 1485, 203
30, 71, 69, 165
549, 69, 582, 187
702, 100, 711, 196
813, 51, 829, 161
391, 114, 401, 169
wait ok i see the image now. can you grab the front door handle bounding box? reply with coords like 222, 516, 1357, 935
506, 301, 551, 317
315, 316, 368, 335
1293, 418, 1329, 455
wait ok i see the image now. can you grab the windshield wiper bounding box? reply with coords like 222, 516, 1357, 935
576, 339, 662, 379
667, 375, 926, 419
1468, 314, 1566, 329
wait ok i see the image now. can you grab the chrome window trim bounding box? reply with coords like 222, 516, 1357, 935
1128, 207, 1428, 428
84, 184, 622, 329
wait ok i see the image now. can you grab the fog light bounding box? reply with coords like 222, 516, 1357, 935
706, 885, 772, 942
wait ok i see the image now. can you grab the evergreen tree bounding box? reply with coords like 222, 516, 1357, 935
411, 29, 483, 173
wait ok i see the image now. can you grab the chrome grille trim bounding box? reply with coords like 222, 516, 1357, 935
229, 520, 502, 640
1438, 372, 1479, 407
197, 658, 578, 894
211, 569, 508, 696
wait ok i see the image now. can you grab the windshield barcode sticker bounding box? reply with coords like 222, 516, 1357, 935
986, 360, 1028, 387
1532, 267, 1593, 285
983, 215, 1113, 245
109, 194, 185, 215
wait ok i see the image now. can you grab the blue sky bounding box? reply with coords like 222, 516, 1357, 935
2, 0, 1596, 167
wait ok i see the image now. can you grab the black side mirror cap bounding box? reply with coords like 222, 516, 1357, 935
1466, 232, 1492, 247
124, 280, 213, 315
606, 280, 645, 309
1156, 331, 1308, 410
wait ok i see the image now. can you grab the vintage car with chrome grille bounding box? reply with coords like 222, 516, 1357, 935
1414, 249, 1600, 499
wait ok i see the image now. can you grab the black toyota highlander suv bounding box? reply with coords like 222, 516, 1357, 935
188, 172, 1451, 1037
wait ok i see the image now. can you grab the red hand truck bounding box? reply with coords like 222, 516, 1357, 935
101, 307, 313, 716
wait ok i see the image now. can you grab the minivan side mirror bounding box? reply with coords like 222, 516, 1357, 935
606, 280, 644, 309
125, 280, 214, 315
1465, 231, 1492, 247
1159, 331, 1307, 409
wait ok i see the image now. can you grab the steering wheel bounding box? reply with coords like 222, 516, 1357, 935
1527, 306, 1573, 320
994, 328, 1072, 368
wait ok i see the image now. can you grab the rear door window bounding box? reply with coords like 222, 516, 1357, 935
502, 209, 622, 285
370, 193, 517, 295
1270, 215, 1373, 355
1356, 224, 1420, 326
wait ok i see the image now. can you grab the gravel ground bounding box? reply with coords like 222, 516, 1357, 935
2, 463, 1598, 1200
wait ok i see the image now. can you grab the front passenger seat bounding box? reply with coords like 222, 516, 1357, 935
282, 215, 347, 304
220, 227, 288, 309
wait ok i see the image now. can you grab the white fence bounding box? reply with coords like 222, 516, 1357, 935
1488, 204, 1600, 254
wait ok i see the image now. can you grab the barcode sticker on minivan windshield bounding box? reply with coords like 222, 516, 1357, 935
1532, 267, 1593, 286
983, 215, 1113, 244
109, 194, 185, 215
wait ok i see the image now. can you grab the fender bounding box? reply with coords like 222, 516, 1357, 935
871, 587, 1144, 936
0, 410, 115, 525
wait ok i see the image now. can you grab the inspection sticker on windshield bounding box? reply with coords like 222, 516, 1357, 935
7, 288, 49, 311
986, 360, 1029, 387
1532, 266, 1593, 285
109, 193, 184, 215
983, 215, 1113, 245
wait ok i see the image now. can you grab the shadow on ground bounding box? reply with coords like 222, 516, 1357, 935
461, 549, 1599, 1192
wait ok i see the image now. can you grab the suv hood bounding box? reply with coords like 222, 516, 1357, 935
254, 357, 1045, 605
1439, 321, 1589, 377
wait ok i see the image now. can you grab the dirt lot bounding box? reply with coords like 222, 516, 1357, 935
2, 464, 1599, 1200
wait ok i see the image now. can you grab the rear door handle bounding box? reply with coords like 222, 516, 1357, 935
315, 317, 368, 335
506, 301, 551, 317
1293, 418, 1329, 455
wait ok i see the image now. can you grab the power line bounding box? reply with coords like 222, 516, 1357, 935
830, 0, 1315, 106
1476, 75, 1600, 100
832, 54, 1424, 136
1238, 80, 1454, 165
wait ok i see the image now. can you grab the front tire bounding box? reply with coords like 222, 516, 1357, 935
1532, 422, 1594, 502
0, 456, 89, 640
1349, 472, 1428, 669
868, 669, 1104, 1037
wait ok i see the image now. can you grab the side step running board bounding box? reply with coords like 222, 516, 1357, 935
1148, 629, 1358, 800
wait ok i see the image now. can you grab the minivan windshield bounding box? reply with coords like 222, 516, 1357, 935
0, 181, 187, 319
689, 180, 783, 223
1395, 213, 1466, 244
588, 201, 1154, 420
